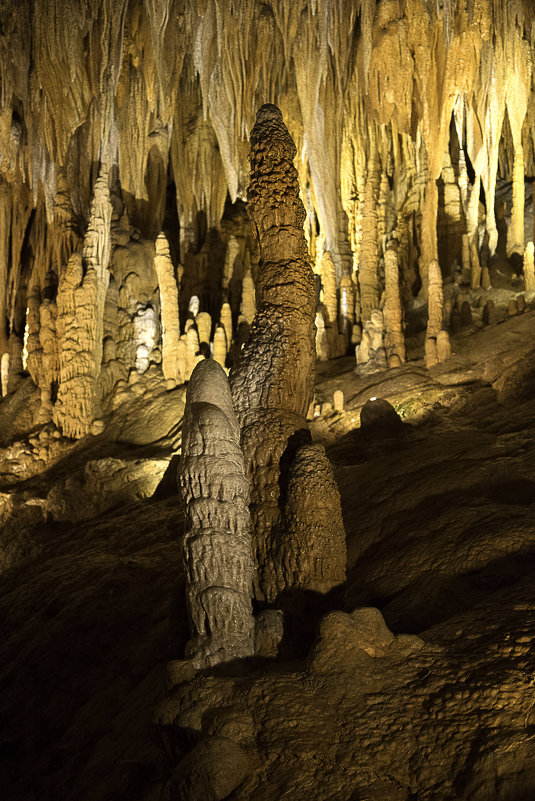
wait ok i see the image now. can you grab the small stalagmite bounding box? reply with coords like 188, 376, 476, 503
470, 241, 482, 290
212, 324, 227, 368
0, 351, 8, 397
523, 242, 535, 291
482, 299, 495, 325
240, 267, 256, 325
278, 444, 346, 596
315, 308, 330, 362
222, 235, 240, 291
154, 232, 183, 387
461, 301, 472, 327
481, 266, 491, 290
185, 326, 200, 380
177, 359, 255, 668
333, 389, 344, 412
436, 329, 452, 362
517, 294, 526, 313
196, 311, 212, 346
461, 234, 471, 284
508, 299, 519, 317
220, 302, 233, 352
425, 259, 450, 367
7, 334, 23, 394
339, 274, 355, 340
320, 251, 337, 327
383, 244, 406, 367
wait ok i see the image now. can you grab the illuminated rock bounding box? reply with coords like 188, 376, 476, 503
177, 359, 255, 668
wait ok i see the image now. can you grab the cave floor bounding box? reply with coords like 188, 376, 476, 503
1, 308, 535, 800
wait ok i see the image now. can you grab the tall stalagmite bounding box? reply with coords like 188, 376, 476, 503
54, 167, 112, 438
177, 359, 255, 668
230, 104, 323, 603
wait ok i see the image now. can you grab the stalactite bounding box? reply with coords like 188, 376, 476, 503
178, 359, 255, 668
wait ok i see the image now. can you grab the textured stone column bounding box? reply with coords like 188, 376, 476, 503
54, 166, 112, 438
230, 105, 321, 602
154, 232, 183, 388
383, 244, 405, 367
178, 359, 255, 668
425, 259, 450, 368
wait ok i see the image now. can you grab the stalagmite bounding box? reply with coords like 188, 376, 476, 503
54, 167, 112, 438
524, 242, 535, 291
196, 312, 212, 347
7, 334, 23, 394
339, 274, 355, 340
177, 359, 255, 668
383, 245, 405, 367
320, 251, 338, 327
185, 326, 200, 381
461, 235, 471, 285
333, 390, 344, 412
220, 303, 233, 353
222, 236, 240, 291
240, 268, 256, 326
315, 308, 330, 362
278, 445, 346, 595
230, 104, 344, 603
154, 233, 183, 388
358, 146, 380, 324
212, 325, 227, 368
425, 260, 449, 369
0, 351, 8, 397
470, 242, 481, 290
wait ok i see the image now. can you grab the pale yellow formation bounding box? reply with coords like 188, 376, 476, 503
524, 242, 535, 291
54, 168, 112, 438
383, 245, 405, 367
154, 233, 183, 388
470, 242, 482, 290
425, 259, 449, 368
220, 303, 233, 354
196, 312, 212, 347
240, 268, 256, 326
213, 325, 227, 368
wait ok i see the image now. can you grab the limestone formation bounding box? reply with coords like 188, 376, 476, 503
482, 299, 495, 325
54, 167, 112, 438
177, 359, 255, 668
524, 242, 535, 291
470, 241, 481, 289
154, 233, 183, 387
212, 325, 227, 368
425, 260, 450, 368
383, 245, 405, 367
278, 444, 346, 596
220, 303, 233, 355
333, 389, 344, 412
240, 268, 256, 326
461, 234, 471, 284
186, 326, 200, 380
461, 301, 473, 327
196, 312, 212, 347
230, 104, 342, 603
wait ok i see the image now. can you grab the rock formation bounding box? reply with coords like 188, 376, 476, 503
154, 233, 183, 388
230, 104, 345, 604
383, 244, 405, 367
177, 359, 255, 668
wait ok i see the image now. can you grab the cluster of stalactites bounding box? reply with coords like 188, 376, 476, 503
2, 0, 535, 391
